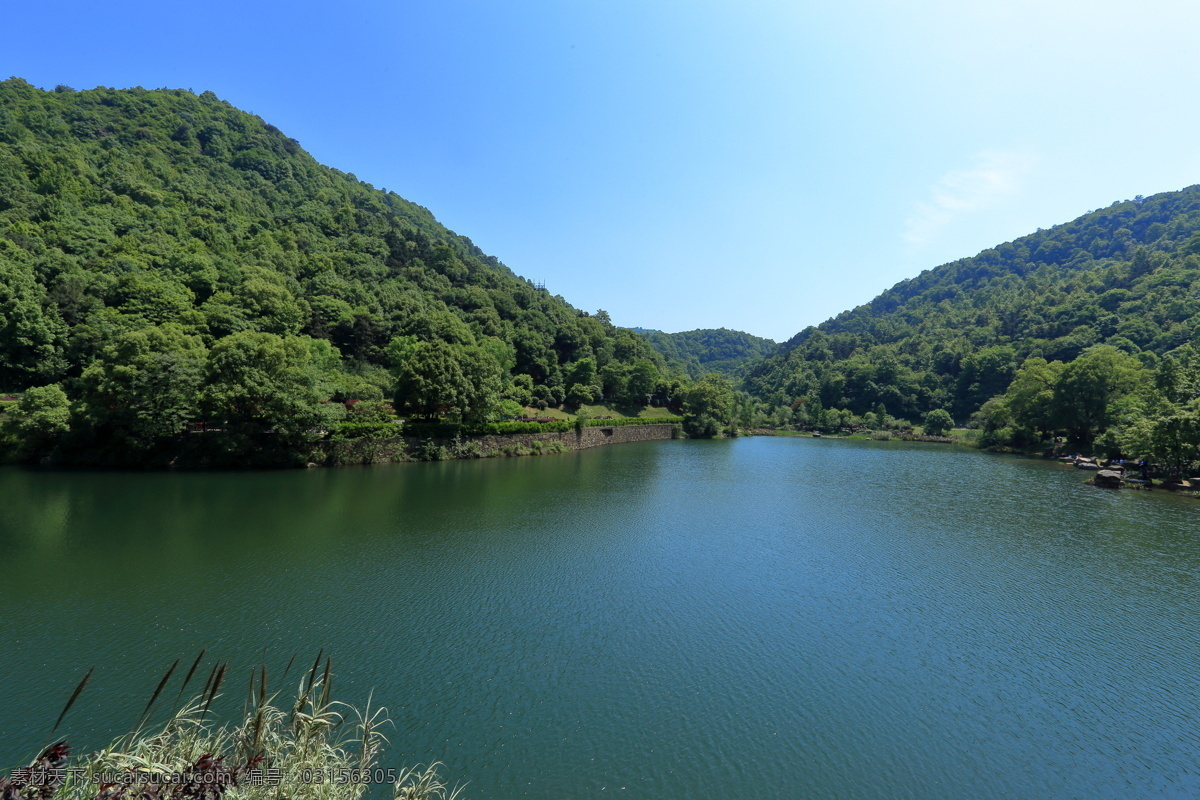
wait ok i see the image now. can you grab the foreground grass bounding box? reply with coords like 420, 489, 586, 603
2, 656, 464, 800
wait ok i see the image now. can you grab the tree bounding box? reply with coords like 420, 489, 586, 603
493, 399, 524, 420
385, 335, 420, 373
204, 331, 340, 458
1114, 400, 1200, 480
234, 274, 309, 336
1154, 346, 1200, 405
1050, 346, 1146, 443
393, 340, 467, 419
0, 248, 67, 388
566, 383, 594, 408
78, 323, 208, 454
817, 407, 842, 433
970, 396, 1021, 448
1004, 358, 1064, 438
392, 340, 502, 424
681, 374, 734, 438
565, 358, 597, 390
923, 408, 954, 436
599, 363, 629, 403
953, 346, 1015, 417
505, 373, 534, 407
626, 359, 658, 405
457, 343, 504, 424
1147, 402, 1200, 480
9, 384, 71, 460
1129, 247, 1153, 280
113, 271, 196, 324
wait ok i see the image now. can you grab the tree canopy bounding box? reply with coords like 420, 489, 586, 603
747, 189, 1200, 424
0, 79, 694, 464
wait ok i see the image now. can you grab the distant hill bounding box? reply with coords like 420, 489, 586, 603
628, 327, 777, 378
746, 186, 1200, 422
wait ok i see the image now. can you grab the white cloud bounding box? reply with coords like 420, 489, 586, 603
903, 150, 1036, 246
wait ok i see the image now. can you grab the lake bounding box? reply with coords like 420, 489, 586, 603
2, 437, 1199, 798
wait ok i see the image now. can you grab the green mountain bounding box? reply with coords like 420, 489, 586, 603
0, 79, 673, 463
627, 327, 776, 378
746, 187, 1200, 425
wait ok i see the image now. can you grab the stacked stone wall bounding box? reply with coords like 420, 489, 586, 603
470, 422, 676, 453
319, 423, 677, 465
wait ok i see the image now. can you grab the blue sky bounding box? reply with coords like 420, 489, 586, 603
4, 0, 1200, 341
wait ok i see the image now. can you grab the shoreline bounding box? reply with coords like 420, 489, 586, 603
743, 429, 1200, 496
743, 428, 956, 444
318, 422, 680, 467
2, 422, 683, 471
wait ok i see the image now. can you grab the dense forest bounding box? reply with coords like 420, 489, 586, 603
741, 187, 1200, 474
628, 327, 776, 379
0, 80, 733, 465
5, 78, 1200, 474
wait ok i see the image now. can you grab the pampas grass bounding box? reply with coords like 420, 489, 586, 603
2, 654, 465, 800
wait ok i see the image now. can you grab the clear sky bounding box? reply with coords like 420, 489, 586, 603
4, 0, 1200, 342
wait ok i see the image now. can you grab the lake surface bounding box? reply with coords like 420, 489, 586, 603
2, 437, 1199, 799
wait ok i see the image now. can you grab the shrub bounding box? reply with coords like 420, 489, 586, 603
581, 416, 682, 428
345, 400, 395, 423
330, 421, 401, 440
923, 408, 954, 436
683, 414, 720, 438
472, 420, 571, 435
449, 437, 483, 459
979, 426, 1015, 449
403, 422, 462, 438
417, 442, 449, 461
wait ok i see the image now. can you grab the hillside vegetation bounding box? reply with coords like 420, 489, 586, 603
7, 78, 1198, 471
743, 187, 1200, 472
0, 80, 736, 465
628, 327, 776, 378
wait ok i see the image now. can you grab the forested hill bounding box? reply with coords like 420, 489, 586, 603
628, 327, 777, 378
746, 186, 1200, 422
0, 79, 670, 464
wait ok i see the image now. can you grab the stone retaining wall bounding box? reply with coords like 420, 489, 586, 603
472, 422, 677, 452
319, 423, 678, 466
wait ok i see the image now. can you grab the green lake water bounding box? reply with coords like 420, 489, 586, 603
2, 437, 1199, 798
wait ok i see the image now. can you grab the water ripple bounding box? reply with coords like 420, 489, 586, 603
2, 440, 1199, 798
